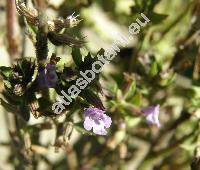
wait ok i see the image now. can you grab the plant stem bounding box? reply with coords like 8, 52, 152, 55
6, 0, 19, 60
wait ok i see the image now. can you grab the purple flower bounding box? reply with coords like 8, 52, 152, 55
142, 105, 160, 128
37, 64, 58, 89
83, 108, 112, 135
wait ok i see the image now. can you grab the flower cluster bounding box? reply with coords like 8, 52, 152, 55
37, 64, 58, 89
82, 105, 160, 135
142, 105, 160, 128
83, 108, 112, 135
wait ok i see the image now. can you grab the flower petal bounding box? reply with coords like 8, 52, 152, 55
142, 106, 156, 116
144, 105, 160, 127
45, 64, 58, 87
146, 113, 158, 126
83, 116, 94, 131
93, 121, 107, 135
36, 64, 58, 89
102, 114, 112, 128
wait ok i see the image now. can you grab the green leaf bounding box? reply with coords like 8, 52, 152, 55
3, 80, 12, 89
0, 98, 19, 113
131, 91, 142, 106
81, 89, 105, 110
2, 91, 21, 105
37, 97, 53, 112
0, 66, 12, 80
149, 61, 158, 77
159, 72, 176, 87
124, 81, 136, 102
72, 48, 82, 67
97, 48, 105, 56
82, 52, 96, 70
72, 48, 104, 71
131, 6, 142, 14
149, 12, 168, 24
47, 32, 84, 47
125, 116, 141, 128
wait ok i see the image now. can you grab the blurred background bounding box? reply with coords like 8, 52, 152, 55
0, 0, 200, 169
